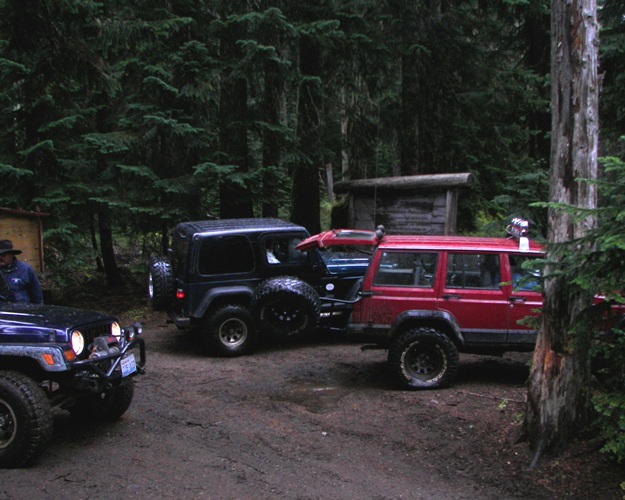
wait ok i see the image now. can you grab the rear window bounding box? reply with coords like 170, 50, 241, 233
374, 251, 438, 287
198, 236, 254, 275
446, 253, 500, 289
263, 236, 309, 266
171, 232, 190, 277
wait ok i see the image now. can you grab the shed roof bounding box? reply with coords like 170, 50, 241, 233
334, 173, 475, 194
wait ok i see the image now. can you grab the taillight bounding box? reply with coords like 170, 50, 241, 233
176, 289, 185, 300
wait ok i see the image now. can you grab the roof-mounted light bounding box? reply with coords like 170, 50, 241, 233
506, 218, 530, 251
506, 218, 529, 238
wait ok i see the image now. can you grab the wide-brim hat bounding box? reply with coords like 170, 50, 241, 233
0, 240, 22, 255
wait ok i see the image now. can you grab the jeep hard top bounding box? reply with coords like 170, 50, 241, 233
0, 272, 145, 468
148, 218, 379, 357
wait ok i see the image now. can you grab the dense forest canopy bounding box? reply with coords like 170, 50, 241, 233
0, 0, 622, 274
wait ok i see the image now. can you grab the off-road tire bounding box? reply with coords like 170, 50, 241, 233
252, 276, 320, 340
388, 328, 460, 390
202, 305, 255, 357
148, 256, 174, 311
0, 371, 53, 468
69, 380, 134, 422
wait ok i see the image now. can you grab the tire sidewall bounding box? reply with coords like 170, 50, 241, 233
0, 371, 52, 468
203, 305, 255, 357
148, 256, 174, 311
388, 328, 460, 390
252, 277, 320, 340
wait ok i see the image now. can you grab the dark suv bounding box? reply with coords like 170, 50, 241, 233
0, 273, 145, 468
148, 218, 378, 356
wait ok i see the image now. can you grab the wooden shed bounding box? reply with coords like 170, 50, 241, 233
0, 207, 48, 272
333, 173, 475, 235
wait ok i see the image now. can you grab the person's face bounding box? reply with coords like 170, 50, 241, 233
0, 253, 14, 267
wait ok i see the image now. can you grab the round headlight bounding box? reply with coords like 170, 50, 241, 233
71, 330, 85, 355
111, 322, 121, 340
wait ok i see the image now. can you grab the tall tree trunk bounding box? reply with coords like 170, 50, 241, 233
219, 10, 253, 219
291, 32, 322, 234
524, 0, 599, 466
98, 206, 122, 287
90, 215, 104, 273
261, 9, 283, 218
399, 0, 420, 176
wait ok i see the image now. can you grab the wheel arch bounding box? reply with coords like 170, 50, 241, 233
0, 356, 44, 380
193, 286, 255, 320
390, 310, 465, 347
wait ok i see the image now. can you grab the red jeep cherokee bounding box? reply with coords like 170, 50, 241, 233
297, 221, 544, 389
347, 224, 544, 389
298, 221, 624, 390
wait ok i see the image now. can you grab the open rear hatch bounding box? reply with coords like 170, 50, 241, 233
296, 227, 385, 251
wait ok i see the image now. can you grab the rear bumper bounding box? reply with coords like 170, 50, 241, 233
167, 311, 191, 329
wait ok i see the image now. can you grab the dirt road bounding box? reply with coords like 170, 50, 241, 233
1, 312, 622, 499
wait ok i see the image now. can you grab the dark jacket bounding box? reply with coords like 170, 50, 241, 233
0, 258, 44, 304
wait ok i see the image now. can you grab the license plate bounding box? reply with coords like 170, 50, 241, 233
120, 354, 137, 377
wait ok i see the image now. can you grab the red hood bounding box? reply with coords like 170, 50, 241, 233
296, 228, 384, 251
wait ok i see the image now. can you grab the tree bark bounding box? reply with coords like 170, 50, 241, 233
291, 32, 322, 234
525, 0, 599, 466
399, 0, 420, 176
261, 9, 283, 219
218, 9, 254, 219
98, 206, 122, 287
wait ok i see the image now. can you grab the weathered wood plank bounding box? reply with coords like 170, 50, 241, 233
334, 173, 475, 194
0, 208, 47, 272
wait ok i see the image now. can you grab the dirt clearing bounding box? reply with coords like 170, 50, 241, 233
1, 305, 623, 499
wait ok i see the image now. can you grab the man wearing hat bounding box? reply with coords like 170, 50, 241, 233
0, 239, 43, 304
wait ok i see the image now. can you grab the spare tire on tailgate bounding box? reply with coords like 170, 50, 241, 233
148, 256, 174, 311
252, 276, 320, 339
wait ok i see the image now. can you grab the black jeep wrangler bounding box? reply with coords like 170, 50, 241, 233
0, 273, 145, 468
148, 218, 377, 356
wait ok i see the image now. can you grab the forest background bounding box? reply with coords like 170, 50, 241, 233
0, 0, 623, 286
1, 0, 625, 466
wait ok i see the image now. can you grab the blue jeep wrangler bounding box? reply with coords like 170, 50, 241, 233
0, 272, 145, 468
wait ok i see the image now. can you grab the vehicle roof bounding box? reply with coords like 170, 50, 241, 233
296, 226, 543, 254
378, 234, 543, 253
176, 218, 309, 238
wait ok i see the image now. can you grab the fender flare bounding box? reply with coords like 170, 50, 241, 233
390, 310, 465, 346
0, 345, 69, 372
192, 285, 256, 319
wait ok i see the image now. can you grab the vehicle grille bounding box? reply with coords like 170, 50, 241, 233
76, 322, 113, 360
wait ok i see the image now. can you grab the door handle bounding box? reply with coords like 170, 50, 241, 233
442, 294, 462, 300
509, 296, 527, 303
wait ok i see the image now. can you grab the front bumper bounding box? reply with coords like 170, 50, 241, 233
67, 332, 146, 392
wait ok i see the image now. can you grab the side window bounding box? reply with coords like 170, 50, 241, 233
198, 236, 254, 275
264, 237, 309, 265
509, 255, 541, 292
446, 253, 500, 289
373, 251, 438, 287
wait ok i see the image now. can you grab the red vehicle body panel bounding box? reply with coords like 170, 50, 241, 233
350, 234, 544, 348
